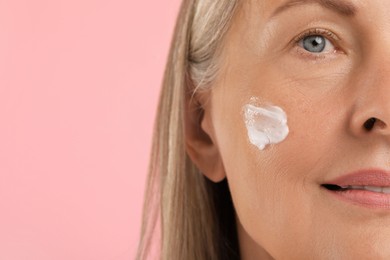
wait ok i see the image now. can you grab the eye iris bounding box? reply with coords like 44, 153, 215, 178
303, 35, 326, 53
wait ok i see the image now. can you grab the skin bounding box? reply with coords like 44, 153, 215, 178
186, 0, 390, 258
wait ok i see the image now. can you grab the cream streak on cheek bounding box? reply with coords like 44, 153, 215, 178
244, 103, 289, 150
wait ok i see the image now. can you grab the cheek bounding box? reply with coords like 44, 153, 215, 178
211, 97, 297, 249
214, 105, 296, 255
212, 92, 344, 255
211, 50, 352, 254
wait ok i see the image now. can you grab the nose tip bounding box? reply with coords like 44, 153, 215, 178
349, 105, 390, 137
347, 42, 390, 139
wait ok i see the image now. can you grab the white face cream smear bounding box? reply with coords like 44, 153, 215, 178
244, 102, 289, 150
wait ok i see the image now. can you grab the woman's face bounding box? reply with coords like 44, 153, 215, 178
203, 0, 390, 258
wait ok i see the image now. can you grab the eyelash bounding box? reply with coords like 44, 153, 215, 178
292, 28, 342, 59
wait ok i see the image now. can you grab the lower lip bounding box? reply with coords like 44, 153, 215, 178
323, 187, 390, 209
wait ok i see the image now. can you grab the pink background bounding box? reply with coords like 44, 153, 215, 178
0, 1, 180, 259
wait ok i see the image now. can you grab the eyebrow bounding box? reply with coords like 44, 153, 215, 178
271, 0, 357, 17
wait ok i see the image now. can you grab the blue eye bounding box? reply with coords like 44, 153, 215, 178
302, 35, 326, 53
298, 33, 336, 54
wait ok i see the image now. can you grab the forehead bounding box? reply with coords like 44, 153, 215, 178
228, 0, 371, 40
242, 0, 358, 18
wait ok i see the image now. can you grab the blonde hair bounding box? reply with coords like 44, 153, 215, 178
136, 0, 240, 259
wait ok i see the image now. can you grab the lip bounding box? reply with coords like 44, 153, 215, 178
325, 169, 390, 187
322, 169, 390, 209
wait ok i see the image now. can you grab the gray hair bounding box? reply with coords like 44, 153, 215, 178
136, 0, 240, 259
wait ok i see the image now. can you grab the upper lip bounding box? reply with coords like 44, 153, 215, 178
324, 169, 390, 187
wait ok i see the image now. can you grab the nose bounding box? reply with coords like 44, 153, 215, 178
349, 51, 390, 138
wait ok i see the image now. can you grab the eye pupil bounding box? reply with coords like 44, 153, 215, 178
303, 35, 326, 53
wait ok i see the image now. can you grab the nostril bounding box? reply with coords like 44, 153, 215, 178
363, 117, 376, 131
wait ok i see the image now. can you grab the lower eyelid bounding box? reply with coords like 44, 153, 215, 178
292, 45, 340, 61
